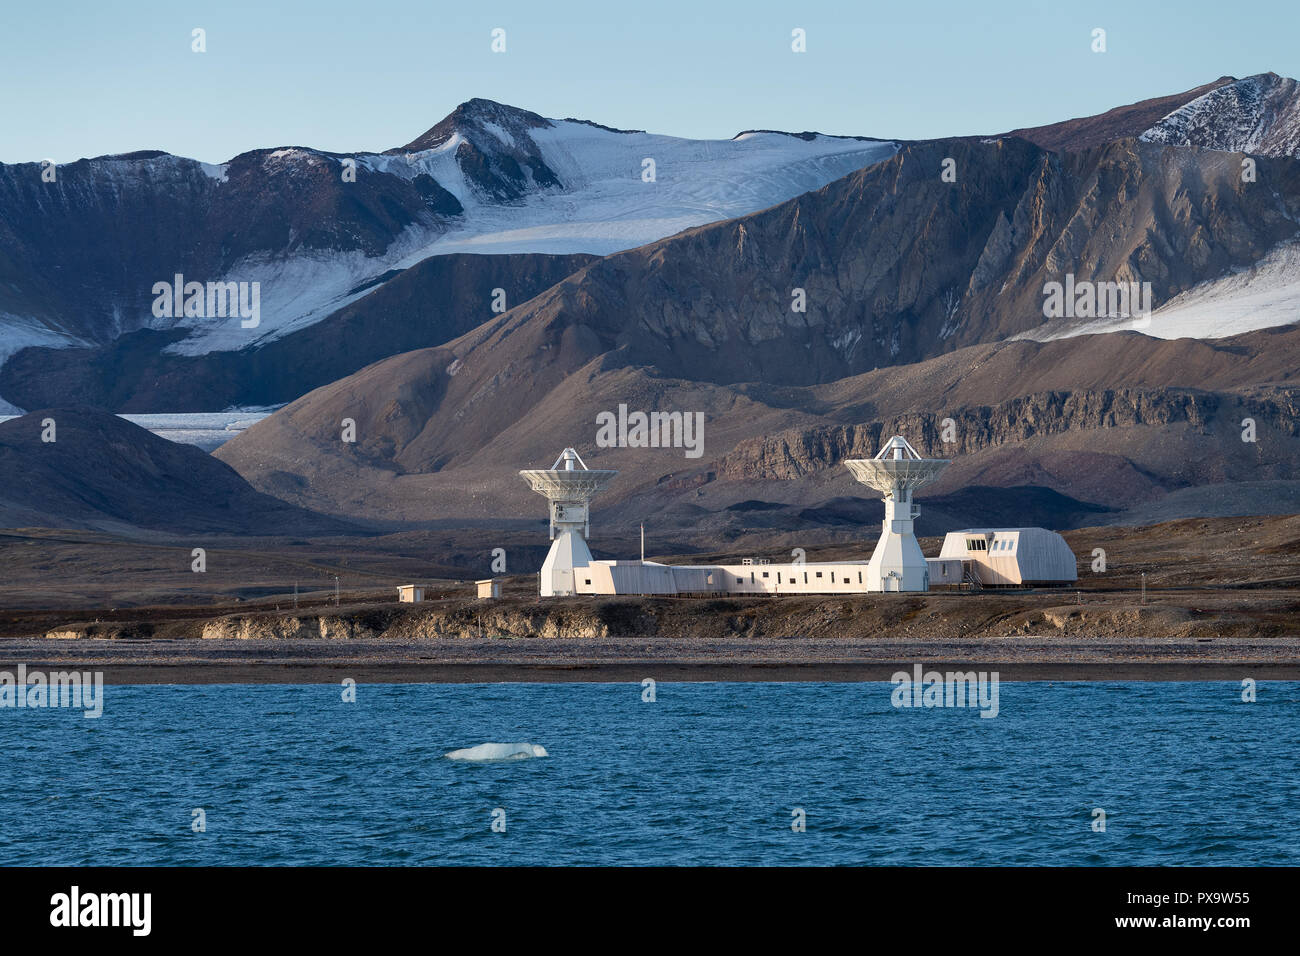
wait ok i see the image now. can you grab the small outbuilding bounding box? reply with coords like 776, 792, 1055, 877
925, 557, 966, 587
396, 584, 425, 603
937, 528, 1078, 587
476, 579, 501, 599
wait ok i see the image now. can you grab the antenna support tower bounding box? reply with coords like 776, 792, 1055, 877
844, 436, 949, 592
520, 447, 617, 596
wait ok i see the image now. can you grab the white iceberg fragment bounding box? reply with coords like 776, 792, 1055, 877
444, 742, 549, 762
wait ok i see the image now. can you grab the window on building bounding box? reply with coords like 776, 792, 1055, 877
816, 571, 823, 578
762, 571, 769, 578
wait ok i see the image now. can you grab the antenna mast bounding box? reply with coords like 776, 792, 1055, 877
844, 436, 949, 592
520, 448, 618, 596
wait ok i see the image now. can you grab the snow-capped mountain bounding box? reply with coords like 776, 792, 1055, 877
997, 73, 1300, 346
7, 79, 1300, 416
1139, 73, 1300, 157
0, 99, 895, 365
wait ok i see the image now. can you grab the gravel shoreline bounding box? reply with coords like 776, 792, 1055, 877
5, 635, 1299, 683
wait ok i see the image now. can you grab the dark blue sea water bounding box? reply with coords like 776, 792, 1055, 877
2, 681, 1297, 866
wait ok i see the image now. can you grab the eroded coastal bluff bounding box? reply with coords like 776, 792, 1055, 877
8, 588, 1298, 684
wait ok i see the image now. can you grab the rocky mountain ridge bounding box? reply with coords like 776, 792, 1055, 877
0, 98, 893, 412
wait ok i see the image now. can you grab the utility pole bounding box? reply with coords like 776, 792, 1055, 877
335, 575, 340, 607
1140, 572, 1146, 605
293, 581, 298, 610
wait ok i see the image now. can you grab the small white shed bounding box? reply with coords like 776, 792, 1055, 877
476, 579, 501, 599
396, 584, 425, 603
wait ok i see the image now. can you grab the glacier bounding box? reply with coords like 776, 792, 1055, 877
165, 123, 895, 355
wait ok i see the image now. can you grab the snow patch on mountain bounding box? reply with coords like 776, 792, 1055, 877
0, 316, 89, 411
199, 162, 229, 182
162, 229, 450, 354
1014, 241, 1300, 342
1140, 73, 1300, 157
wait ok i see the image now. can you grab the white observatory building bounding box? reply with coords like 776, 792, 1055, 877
520, 448, 617, 596
844, 436, 949, 592
519, 440, 1076, 597
936, 528, 1078, 587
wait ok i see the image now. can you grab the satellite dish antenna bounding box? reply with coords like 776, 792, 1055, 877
844, 436, 949, 591
520, 448, 617, 596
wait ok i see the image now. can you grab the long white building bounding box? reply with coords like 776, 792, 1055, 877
519, 439, 1079, 597
571, 558, 878, 596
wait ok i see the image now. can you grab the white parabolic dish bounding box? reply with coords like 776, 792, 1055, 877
843, 435, 949, 493
519, 448, 617, 500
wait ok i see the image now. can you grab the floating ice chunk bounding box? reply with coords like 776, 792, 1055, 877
445, 742, 548, 761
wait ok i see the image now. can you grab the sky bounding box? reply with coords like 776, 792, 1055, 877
1, 0, 1297, 164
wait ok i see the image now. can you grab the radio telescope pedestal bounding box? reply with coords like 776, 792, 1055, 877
520, 448, 617, 597
844, 436, 949, 592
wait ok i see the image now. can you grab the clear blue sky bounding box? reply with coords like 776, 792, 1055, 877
1, 0, 1295, 164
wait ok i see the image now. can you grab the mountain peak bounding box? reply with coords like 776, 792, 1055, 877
398, 98, 553, 154
1141, 72, 1300, 157
1002, 76, 1239, 152
1000, 73, 1300, 158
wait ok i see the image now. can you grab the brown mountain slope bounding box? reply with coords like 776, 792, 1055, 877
214, 325, 1300, 532
0, 407, 352, 535
431, 136, 1300, 391
213, 136, 1300, 535
300, 136, 1300, 452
